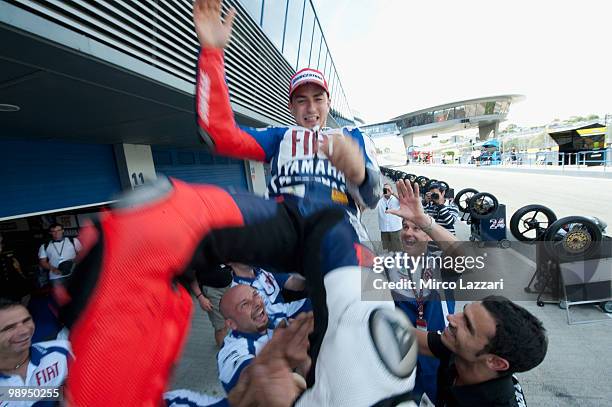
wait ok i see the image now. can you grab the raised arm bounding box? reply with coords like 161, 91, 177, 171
193, 0, 281, 161
387, 180, 461, 257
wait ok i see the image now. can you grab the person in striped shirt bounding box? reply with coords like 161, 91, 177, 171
423, 182, 459, 235
423, 182, 459, 254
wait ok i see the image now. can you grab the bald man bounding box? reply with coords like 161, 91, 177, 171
217, 285, 311, 393
229, 262, 310, 319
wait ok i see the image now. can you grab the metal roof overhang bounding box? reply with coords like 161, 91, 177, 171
0, 3, 274, 147
547, 123, 607, 143
399, 117, 502, 137
391, 95, 524, 121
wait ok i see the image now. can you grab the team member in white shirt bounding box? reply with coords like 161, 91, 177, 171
217, 284, 311, 393
38, 223, 81, 282
228, 263, 310, 319
377, 183, 403, 252
0, 298, 72, 407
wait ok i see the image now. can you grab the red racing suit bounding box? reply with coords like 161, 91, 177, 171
58, 178, 333, 406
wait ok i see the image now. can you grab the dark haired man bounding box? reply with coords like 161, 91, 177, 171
38, 223, 81, 282
193, 3, 394, 401
416, 296, 548, 406
377, 183, 403, 252
423, 182, 459, 237
0, 298, 72, 405
193, 0, 382, 239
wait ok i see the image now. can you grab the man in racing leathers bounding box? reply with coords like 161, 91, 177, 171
192, 0, 397, 397
193, 0, 382, 241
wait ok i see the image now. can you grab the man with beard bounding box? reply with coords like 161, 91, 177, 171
415, 296, 547, 406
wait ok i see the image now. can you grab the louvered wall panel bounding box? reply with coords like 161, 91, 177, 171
7, 0, 354, 126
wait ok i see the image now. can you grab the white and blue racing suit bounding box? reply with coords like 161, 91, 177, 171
195, 48, 382, 230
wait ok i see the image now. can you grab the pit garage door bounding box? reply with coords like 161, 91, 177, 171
1, 138, 122, 220
152, 147, 248, 191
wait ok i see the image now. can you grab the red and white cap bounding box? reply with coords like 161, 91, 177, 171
289, 68, 329, 98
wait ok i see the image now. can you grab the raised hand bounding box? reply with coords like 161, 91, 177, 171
193, 0, 237, 49
386, 179, 429, 226
228, 357, 302, 407
273, 312, 314, 370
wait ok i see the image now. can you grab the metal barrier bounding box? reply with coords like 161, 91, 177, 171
427, 148, 612, 171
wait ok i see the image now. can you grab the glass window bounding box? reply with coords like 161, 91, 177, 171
494, 101, 509, 114
370, 123, 399, 134
464, 104, 477, 117
434, 110, 447, 122
454, 105, 465, 119
445, 108, 455, 121
415, 112, 433, 126
296, 3, 314, 69
282, 0, 304, 67
475, 103, 486, 116
502, 101, 509, 114
262, 0, 288, 51
241, 0, 263, 24
309, 25, 322, 68
484, 101, 495, 115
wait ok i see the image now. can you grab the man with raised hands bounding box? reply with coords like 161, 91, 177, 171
192, 0, 382, 239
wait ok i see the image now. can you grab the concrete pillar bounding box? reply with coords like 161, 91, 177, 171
113, 144, 157, 190
478, 121, 499, 140
402, 134, 414, 149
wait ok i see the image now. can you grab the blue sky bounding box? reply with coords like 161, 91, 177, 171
312, 0, 610, 127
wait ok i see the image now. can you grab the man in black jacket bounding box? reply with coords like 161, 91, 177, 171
415, 296, 547, 406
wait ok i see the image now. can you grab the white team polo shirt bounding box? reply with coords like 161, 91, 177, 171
0, 339, 72, 407
377, 195, 402, 232
233, 268, 284, 305
217, 315, 288, 393
232, 269, 310, 319
38, 238, 81, 281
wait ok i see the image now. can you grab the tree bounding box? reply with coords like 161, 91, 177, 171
529, 133, 546, 148
567, 116, 587, 123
